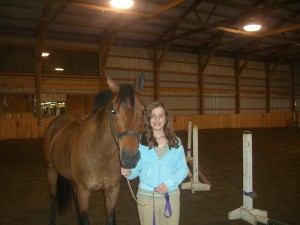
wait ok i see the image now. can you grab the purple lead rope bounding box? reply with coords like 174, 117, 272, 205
152, 192, 172, 225
163, 192, 172, 218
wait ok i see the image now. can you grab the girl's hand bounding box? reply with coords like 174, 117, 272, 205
155, 183, 168, 194
121, 168, 131, 177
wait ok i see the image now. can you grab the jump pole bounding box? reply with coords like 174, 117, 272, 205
228, 131, 268, 225
181, 121, 211, 193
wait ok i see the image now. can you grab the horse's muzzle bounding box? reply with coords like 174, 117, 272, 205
120, 151, 141, 169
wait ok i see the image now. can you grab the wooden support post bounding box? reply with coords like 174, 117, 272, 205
199, 52, 204, 115
154, 47, 160, 101
228, 131, 268, 225
235, 55, 241, 114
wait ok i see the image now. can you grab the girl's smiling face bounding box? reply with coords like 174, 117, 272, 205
149, 106, 166, 131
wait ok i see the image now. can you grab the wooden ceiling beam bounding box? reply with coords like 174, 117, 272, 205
203, 2, 218, 23
0, 12, 279, 44
149, 0, 187, 17
173, 0, 298, 54
156, 0, 202, 42
1, 25, 297, 58
199, 0, 262, 51
214, 23, 300, 37
101, 17, 120, 65
221, 3, 300, 57
263, 24, 300, 36
1, 0, 299, 59
222, 4, 300, 48
154, 0, 202, 69
177, 0, 262, 38
208, 0, 300, 23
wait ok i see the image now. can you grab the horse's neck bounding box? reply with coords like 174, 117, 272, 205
89, 110, 115, 144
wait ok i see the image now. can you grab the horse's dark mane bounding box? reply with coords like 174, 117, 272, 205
118, 84, 135, 109
93, 90, 113, 113
93, 84, 135, 113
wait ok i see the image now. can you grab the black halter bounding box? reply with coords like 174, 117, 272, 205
110, 113, 140, 149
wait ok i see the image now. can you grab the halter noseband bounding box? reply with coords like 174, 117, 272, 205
110, 113, 140, 149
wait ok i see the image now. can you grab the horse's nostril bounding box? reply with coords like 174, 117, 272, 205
120, 151, 141, 169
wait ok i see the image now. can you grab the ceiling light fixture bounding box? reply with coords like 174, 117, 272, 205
110, 0, 134, 9
55, 68, 64, 71
242, 17, 262, 32
243, 24, 261, 32
42, 52, 50, 57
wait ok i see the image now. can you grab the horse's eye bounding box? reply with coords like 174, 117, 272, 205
111, 109, 116, 115
142, 109, 146, 115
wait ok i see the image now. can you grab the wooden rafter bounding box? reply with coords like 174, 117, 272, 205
100, 16, 120, 66
209, 0, 300, 23
155, 0, 202, 69
222, 4, 300, 52
1, 0, 300, 60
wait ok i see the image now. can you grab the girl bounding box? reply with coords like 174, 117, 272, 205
121, 101, 188, 225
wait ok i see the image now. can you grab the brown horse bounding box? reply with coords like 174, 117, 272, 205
43, 75, 145, 225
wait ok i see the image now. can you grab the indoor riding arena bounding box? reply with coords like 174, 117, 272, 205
1, 128, 300, 225
1, 1, 300, 225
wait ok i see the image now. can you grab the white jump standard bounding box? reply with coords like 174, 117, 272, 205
228, 131, 268, 225
181, 121, 210, 193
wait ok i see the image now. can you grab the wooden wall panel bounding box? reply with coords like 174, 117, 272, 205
172, 112, 293, 131
0, 94, 33, 113
0, 76, 35, 90
16, 119, 32, 139
0, 117, 52, 140
0, 113, 295, 140
0, 119, 15, 139
42, 77, 101, 92
66, 94, 96, 115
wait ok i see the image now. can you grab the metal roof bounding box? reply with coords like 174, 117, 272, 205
0, 0, 299, 62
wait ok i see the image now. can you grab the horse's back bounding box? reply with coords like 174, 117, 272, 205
44, 113, 87, 177
46, 113, 83, 132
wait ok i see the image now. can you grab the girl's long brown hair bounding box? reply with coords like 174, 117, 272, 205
140, 101, 180, 149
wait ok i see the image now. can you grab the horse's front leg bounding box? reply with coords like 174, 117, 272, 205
105, 182, 120, 225
77, 185, 91, 225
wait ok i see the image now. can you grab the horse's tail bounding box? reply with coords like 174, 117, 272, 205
56, 174, 72, 214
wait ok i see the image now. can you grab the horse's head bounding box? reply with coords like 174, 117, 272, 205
107, 74, 145, 168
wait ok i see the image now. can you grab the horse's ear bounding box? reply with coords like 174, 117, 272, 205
107, 76, 120, 93
136, 73, 145, 93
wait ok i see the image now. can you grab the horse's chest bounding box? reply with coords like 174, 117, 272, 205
83, 172, 120, 191
73, 157, 120, 190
